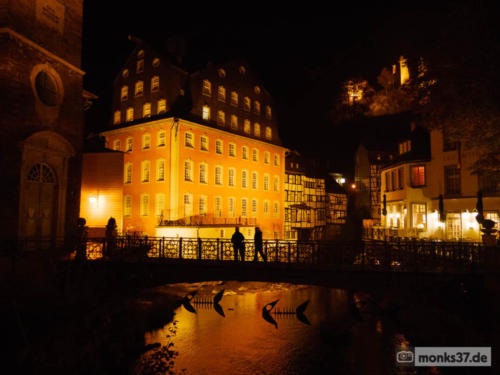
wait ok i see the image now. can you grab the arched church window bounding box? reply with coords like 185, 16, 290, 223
27, 163, 56, 183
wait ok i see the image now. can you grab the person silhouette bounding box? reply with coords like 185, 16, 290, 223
231, 227, 245, 261
104, 217, 118, 258
253, 227, 266, 262
75, 217, 88, 262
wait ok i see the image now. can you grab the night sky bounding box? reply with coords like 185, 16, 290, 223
82, 1, 473, 175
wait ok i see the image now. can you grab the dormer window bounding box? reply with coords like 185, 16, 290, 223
398, 140, 411, 155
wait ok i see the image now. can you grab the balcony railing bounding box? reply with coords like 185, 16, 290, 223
158, 216, 257, 227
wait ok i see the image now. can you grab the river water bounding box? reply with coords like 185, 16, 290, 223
134, 281, 415, 375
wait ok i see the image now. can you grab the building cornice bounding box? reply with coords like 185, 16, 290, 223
1, 27, 85, 76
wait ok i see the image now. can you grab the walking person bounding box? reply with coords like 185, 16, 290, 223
253, 227, 267, 262
231, 227, 245, 261
104, 217, 118, 258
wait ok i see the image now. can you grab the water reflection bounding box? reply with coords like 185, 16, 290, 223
139, 281, 398, 375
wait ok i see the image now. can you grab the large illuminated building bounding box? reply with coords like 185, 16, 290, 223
1, 0, 84, 247
92, 43, 286, 239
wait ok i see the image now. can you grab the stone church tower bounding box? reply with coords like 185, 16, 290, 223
0, 0, 84, 248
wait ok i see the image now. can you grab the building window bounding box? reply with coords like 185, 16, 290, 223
239, 66, 246, 75
136, 59, 144, 74
264, 151, 270, 164
230, 115, 238, 130
385, 171, 391, 191
241, 198, 248, 217
199, 195, 207, 215
274, 176, 280, 192
398, 140, 411, 155
251, 199, 258, 217
140, 194, 149, 216
156, 159, 165, 182
142, 133, 151, 149
137, 50, 144, 58
202, 105, 210, 120
243, 97, 251, 111
242, 170, 248, 188
151, 76, 159, 92
391, 170, 396, 191
444, 165, 461, 195
124, 195, 132, 217
264, 174, 270, 191
274, 154, 280, 166
446, 212, 462, 240
242, 120, 251, 134
217, 110, 225, 126
411, 203, 426, 229
135, 81, 144, 96
266, 106, 272, 120
113, 140, 120, 151
485, 211, 499, 228
264, 200, 270, 217
252, 172, 258, 189
185, 132, 194, 148
229, 143, 236, 157
202, 79, 212, 96
183, 194, 193, 217
398, 167, 404, 189
126, 107, 134, 122
215, 166, 223, 185
254, 100, 261, 115
242, 146, 248, 160
254, 123, 261, 137
126, 137, 133, 152
218, 86, 226, 102
215, 196, 222, 217
218, 68, 226, 78
156, 194, 165, 218
121, 86, 128, 101
184, 160, 193, 181
152, 57, 160, 67
124, 162, 132, 184
200, 136, 209, 151
228, 168, 235, 187
141, 160, 150, 182
113, 110, 121, 124
199, 163, 208, 184
215, 140, 223, 155
411, 166, 425, 187
231, 91, 238, 106
228, 197, 235, 217
122, 69, 129, 78
252, 148, 258, 162
157, 131, 166, 147
265, 127, 272, 140
158, 99, 167, 114
274, 201, 280, 218
143, 102, 151, 118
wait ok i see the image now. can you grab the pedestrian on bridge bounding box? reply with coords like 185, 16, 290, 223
231, 227, 245, 261
254, 227, 267, 262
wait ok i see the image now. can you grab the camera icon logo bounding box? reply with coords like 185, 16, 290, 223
396, 350, 414, 363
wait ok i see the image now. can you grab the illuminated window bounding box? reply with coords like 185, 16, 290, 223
142, 133, 151, 149
152, 57, 160, 67
254, 100, 261, 115
228, 197, 235, 217
266, 106, 272, 120
252, 148, 259, 162
485, 211, 499, 228
239, 66, 246, 74
143, 102, 151, 117
229, 143, 236, 157
252, 172, 258, 189
218, 86, 226, 102
399, 140, 411, 155
274, 154, 280, 166
444, 165, 461, 195
230, 115, 238, 130
183, 194, 193, 217
202, 105, 210, 120
202, 80, 212, 96
124, 162, 132, 184
113, 140, 120, 151
122, 69, 129, 78
135, 81, 144, 96
141, 160, 150, 182
124, 195, 132, 217
113, 110, 121, 124
242, 170, 248, 188
136, 59, 144, 73
242, 146, 248, 160
184, 160, 193, 181
157, 131, 166, 147
251, 199, 258, 217
231, 91, 238, 106
126, 137, 133, 152
218, 68, 226, 78
264, 200, 270, 217
254, 123, 261, 137
215, 196, 222, 217
215, 166, 223, 185
126, 107, 134, 122
156, 194, 165, 217
200, 136, 209, 151
157, 99, 166, 114
199, 163, 208, 184
243, 119, 251, 134
273, 201, 280, 218
199, 195, 207, 215
228, 168, 235, 187
411, 203, 426, 229
140, 194, 149, 216
156, 159, 165, 181
215, 140, 223, 155
264, 174, 270, 191
217, 110, 225, 126
121, 86, 128, 101
241, 198, 248, 217
254, 85, 261, 95
264, 151, 270, 164
445, 212, 461, 240
137, 50, 144, 58
243, 97, 251, 111
265, 127, 272, 140
411, 166, 425, 187
151, 76, 159, 92
185, 132, 194, 148
274, 176, 280, 192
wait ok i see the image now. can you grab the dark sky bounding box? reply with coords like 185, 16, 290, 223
82, 1, 465, 174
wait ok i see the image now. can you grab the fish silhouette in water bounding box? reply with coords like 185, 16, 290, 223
296, 300, 311, 325
181, 292, 197, 314
262, 299, 279, 329
213, 289, 225, 317
190, 290, 226, 317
